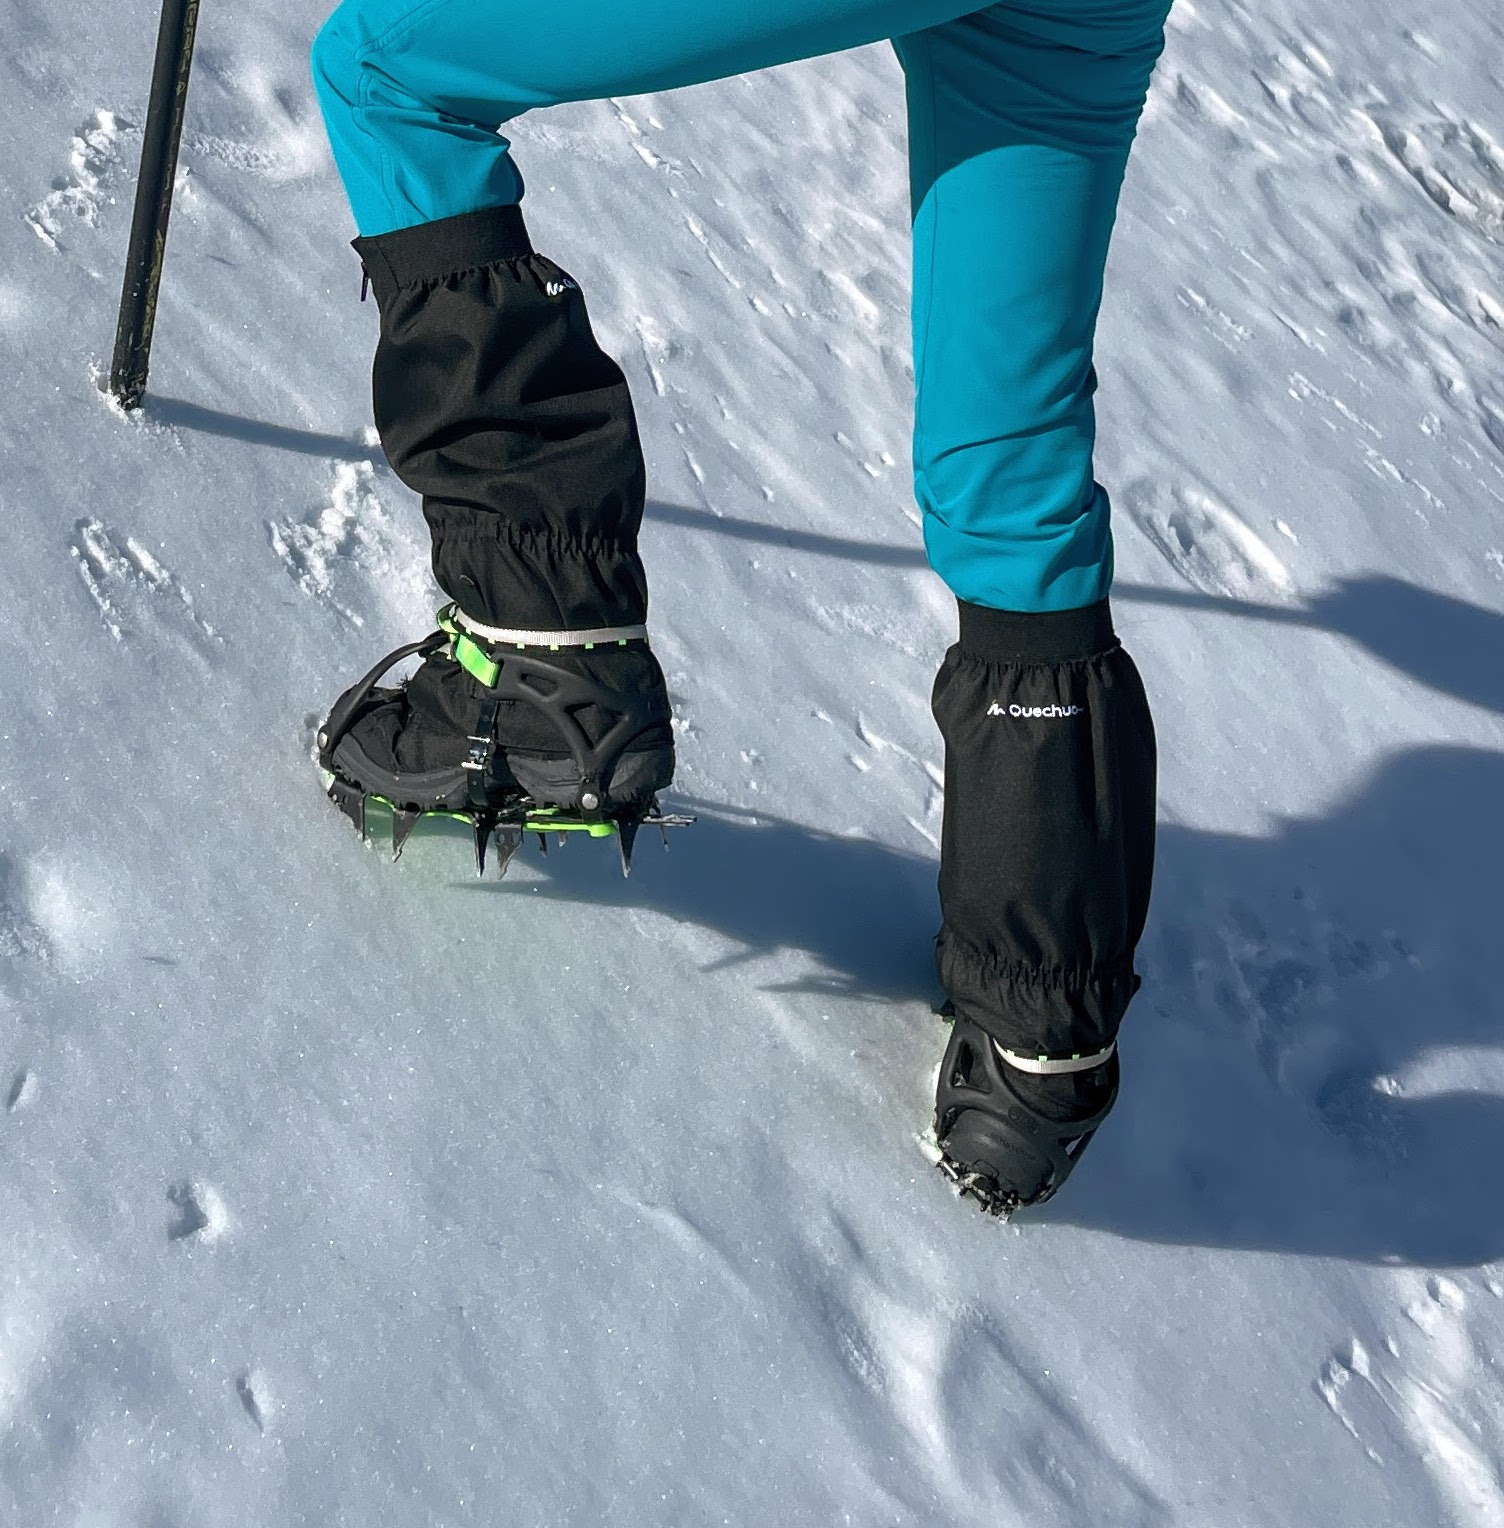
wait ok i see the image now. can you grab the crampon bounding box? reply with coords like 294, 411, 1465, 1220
932, 1003, 1118, 1221
317, 606, 691, 877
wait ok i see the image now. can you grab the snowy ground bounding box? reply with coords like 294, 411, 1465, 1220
3, 0, 1504, 1522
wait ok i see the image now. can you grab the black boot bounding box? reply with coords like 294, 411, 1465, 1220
319, 205, 673, 854
933, 1009, 1120, 1216
930, 599, 1156, 1215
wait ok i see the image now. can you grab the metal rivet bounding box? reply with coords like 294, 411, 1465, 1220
580, 791, 600, 812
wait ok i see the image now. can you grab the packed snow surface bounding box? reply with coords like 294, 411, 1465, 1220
4, 0, 1504, 1522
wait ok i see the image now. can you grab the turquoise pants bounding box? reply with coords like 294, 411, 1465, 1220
311, 1, 1170, 612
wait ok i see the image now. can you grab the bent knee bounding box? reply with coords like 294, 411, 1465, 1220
979, 1, 1171, 62
310, 3, 367, 110
1096, 3, 1173, 59
1054, 1, 1173, 59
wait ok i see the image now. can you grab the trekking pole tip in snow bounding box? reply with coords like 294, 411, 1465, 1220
109, 0, 201, 412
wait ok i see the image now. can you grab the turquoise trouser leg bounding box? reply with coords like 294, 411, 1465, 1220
311, 0, 1169, 612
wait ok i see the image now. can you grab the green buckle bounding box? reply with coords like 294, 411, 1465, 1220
437, 605, 501, 687
435, 604, 635, 688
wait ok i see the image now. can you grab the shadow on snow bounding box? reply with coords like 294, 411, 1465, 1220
465, 740, 1504, 1268
156, 400, 1503, 1260
462, 799, 940, 1007
140, 386, 1502, 718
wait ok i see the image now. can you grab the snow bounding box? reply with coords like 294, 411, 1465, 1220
3, 0, 1504, 1521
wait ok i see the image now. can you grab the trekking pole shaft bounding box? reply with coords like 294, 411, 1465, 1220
109, 0, 201, 411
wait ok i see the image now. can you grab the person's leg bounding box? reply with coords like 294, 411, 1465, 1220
308, 0, 979, 826
311, 0, 982, 236
897, 2, 1169, 610
894, 3, 1169, 1210
307, 0, 1166, 1209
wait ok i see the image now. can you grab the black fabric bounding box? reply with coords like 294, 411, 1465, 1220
352, 205, 649, 632
391, 644, 671, 770
957, 598, 1117, 665
933, 597, 1157, 1059
331, 642, 674, 811
354, 205, 533, 303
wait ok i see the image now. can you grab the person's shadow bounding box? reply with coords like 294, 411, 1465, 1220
135, 395, 1502, 716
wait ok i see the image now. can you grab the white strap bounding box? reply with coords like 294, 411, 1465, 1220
452, 607, 649, 648
993, 1038, 1116, 1076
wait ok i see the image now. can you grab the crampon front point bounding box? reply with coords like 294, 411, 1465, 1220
933, 1156, 1025, 1221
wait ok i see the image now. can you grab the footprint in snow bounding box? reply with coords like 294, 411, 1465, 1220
167, 1181, 228, 1244
1120, 479, 1293, 599
268, 460, 428, 630
788, 1206, 1165, 1523
0, 853, 52, 976
6, 1070, 36, 1112
25, 109, 129, 253
1248, 35, 1342, 140
70, 518, 221, 653
1318, 1273, 1504, 1521
236, 1372, 271, 1433
1153, 894, 1401, 1108
1313, 1068, 1411, 1168
1367, 110, 1504, 251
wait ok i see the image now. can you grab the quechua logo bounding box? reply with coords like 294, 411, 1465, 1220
987, 701, 1085, 719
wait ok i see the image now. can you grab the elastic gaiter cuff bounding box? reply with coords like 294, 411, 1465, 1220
933, 597, 1157, 1058
353, 205, 649, 632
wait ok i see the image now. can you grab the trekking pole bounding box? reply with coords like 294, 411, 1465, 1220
109, 0, 201, 411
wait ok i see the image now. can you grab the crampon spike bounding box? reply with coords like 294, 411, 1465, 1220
617, 816, 642, 878
391, 809, 421, 861
493, 825, 524, 880
536, 832, 549, 857
472, 818, 492, 878
936, 1156, 1021, 1220
328, 780, 368, 841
